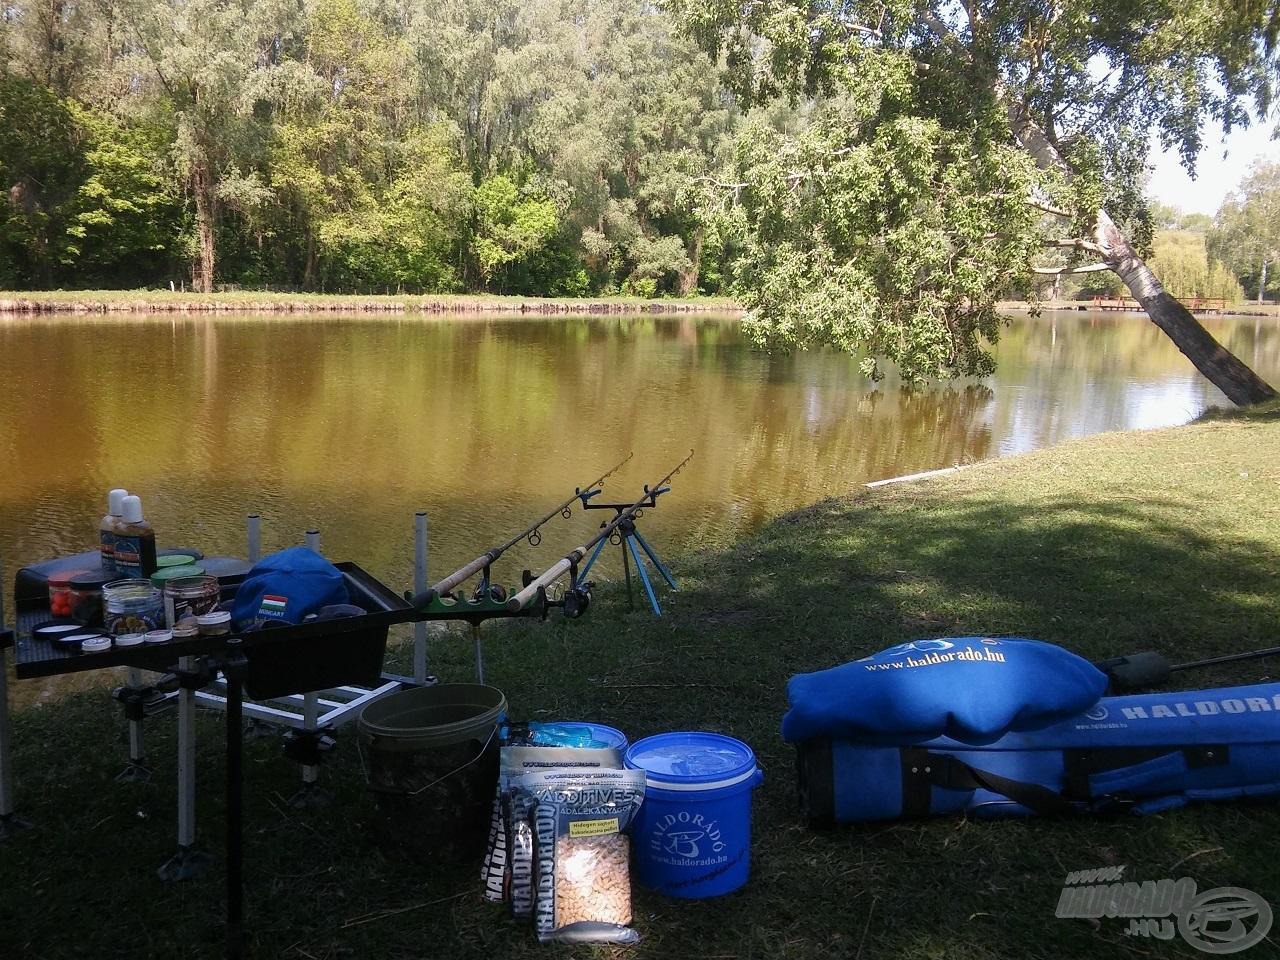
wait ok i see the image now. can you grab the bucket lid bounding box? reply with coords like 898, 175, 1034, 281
625, 732, 757, 791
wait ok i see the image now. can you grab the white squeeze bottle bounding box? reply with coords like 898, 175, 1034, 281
99, 488, 128, 572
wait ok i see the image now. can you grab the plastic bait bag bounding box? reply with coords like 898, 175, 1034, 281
509, 767, 645, 945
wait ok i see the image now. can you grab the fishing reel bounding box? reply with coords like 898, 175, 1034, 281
471, 582, 508, 604
562, 581, 593, 619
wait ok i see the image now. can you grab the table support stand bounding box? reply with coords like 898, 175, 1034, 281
413, 511, 429, 684
158, 655, 212, 881
223, 639, 247, 960
0, 640, 31, 841
114, 666, 152, 783
290, 531, 326, 802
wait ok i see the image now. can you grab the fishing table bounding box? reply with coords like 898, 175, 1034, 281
2, 558, 415, 957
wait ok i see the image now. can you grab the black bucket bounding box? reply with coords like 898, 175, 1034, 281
357, 683, 506, 864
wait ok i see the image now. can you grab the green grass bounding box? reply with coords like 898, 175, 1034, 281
4, 408, 1280, 959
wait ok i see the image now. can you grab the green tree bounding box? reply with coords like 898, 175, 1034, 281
0, 73, 83, 286
1208, 161, 1280, 304
470, 174, 558, 291
116, 0, 300, 291
668, 0, 1278, 403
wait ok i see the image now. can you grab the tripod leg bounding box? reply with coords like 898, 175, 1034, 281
631, 530, 677, 590
579, 536, 609, 581
626, 535, 662, 617
621, 539, 633, 609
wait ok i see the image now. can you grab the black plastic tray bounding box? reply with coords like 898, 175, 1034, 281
13, 562, 413, 697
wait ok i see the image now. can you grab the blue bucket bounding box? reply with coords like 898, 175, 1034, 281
625, 732, 763, 899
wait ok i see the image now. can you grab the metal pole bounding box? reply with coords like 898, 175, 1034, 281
471, 622, 485, 685
301, 529, 320, 785
127, 666, 146, 766
246, 514, 262, 564
224, 639, 246, 960
177, 656, 197, 849
0, 554, 13, 823
413, 512, 428, 684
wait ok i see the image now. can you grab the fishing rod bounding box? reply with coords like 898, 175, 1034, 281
510, 450, 695, 612
409, 453, 633, 608
1098, 644, 1280, 692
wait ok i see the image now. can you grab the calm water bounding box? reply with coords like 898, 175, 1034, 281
2, 311, 1277, 642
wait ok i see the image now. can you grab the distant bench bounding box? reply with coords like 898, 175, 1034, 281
1089, 295, 1227, 314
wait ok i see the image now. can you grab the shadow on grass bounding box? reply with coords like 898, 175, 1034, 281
3, 485, 1279, 960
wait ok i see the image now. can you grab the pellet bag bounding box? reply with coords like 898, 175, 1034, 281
495, 745, 623, 914
508, 768, 645, 945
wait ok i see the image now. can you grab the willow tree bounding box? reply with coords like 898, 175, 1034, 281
668, 0, 1279, 404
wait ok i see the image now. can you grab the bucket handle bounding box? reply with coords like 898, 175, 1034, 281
357, 723, 499, 797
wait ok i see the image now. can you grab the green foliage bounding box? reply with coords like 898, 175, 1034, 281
471, 175, 559, 289
1208, 161, 1280, 302
0, 74, 84, 285
0, 0, 735, 296
1148, 231, 1244, 302
668, 0, 1280, 380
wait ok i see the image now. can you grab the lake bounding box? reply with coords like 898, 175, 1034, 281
2, 310, 1277, 670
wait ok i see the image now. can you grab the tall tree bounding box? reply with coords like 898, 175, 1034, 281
116, 0, 299, 291
1209, 161, 1280, 304
669, 0, 1279, 404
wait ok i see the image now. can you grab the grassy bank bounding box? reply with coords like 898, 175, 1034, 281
4, 407, 1280, 959
0, 289, 740, 315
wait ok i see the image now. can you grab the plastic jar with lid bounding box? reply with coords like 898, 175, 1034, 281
103, 579, 165, 636
48, 569, 90, 620
67, 569, 116, 626
197, 611, 232, 637
163, 575, 220, 627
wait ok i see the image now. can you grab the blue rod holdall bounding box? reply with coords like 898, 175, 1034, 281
786, 639, 1280, 824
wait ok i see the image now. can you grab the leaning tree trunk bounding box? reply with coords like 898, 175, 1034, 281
1095, 211, 1276, 405
1006, 102, 1277, 406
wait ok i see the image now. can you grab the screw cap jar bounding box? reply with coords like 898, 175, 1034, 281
103, 579, 165, 635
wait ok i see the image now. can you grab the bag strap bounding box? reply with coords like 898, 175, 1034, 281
901, 747, 1078, 817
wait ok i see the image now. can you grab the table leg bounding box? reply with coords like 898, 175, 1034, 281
224, 640, 246, 960
0, 644, 31, 840
157, 656, 211, 880
115, 666, 151, 783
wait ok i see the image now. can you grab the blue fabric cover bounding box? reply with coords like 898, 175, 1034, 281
782, 637, 1108, 745
820, 682, 1280, 821
232, 547, 350, 629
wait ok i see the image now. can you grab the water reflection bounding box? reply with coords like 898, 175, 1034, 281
1, 310, 1276, 627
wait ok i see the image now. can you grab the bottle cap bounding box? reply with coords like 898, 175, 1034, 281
197, 611, 231, 626
108, 489, 129, 516
115, 632, 146, 647
121, 495, 144, 524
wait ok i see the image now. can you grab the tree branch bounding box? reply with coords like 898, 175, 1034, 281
1028, 197, 1071, 218
1047, 237, 1105, 254
1032, 263, 1112, 275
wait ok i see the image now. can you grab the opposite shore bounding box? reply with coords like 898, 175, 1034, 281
5, 291, 1280, 319
0, 290, 741, 316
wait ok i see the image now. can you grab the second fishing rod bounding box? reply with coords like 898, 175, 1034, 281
409, 453, 633, 609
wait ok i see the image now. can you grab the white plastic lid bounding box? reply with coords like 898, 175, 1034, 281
115, 633, 145, 647
197, 611, 231, 625
121, 495, 144, 524
108, 488, 129, 515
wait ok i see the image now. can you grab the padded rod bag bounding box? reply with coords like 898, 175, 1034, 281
798, 683, 1280, 824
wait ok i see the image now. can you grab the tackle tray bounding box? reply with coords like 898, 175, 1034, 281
12, 561, 413, 697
